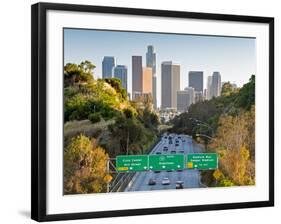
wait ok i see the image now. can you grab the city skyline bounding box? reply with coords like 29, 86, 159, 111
64, 28, 256, 107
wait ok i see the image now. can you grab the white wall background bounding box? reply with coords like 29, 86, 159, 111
0, 0, 279, 223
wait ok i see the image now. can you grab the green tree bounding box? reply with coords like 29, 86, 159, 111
64, 61, 95, 87
221, 82, 236, 96
104, 78, 127, 99
235, 75, 255, 110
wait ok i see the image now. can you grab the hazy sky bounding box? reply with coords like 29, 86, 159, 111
64, 28, 256, 105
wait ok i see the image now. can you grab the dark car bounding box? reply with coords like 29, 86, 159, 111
156, 152, 161, 154
176, 181, 184, 189
171, 150, 176, 154
154, 170, 161, 173
175, 143, 179, 147
148, 178, 156, 185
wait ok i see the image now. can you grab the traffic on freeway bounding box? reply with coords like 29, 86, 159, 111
125, 134, 204, 192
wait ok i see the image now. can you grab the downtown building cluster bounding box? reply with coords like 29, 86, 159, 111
102, 45, 157, 110
101, 45, 223, 113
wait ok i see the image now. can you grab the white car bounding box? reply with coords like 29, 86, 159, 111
162, 177, 171, 185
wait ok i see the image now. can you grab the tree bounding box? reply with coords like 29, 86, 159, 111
64, 61, 95, 87
104, 78, 127, 100
209, 109, 255, 186
79, 60, 95, 75
64, 134, 111, 194
235, 75, 255, 110
221, 82, 236, 96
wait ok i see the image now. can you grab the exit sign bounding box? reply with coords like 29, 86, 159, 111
116, 155, 148, 172
186, 153, 218, 170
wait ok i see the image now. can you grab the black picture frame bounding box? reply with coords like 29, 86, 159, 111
31, 2, 274, 222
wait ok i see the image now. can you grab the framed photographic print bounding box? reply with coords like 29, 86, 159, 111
31, 2, 274, 222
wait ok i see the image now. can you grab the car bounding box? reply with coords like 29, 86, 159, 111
178, 136, 181, 139
169, 141, 173, 144
175, 143, 179, 147
171, 150, 176, 154
162, 177, 171, 185
179, 150, 184, 153
163, 148, 168, 152
177, 169, 183, 172
148, 178, 156, 185
166, 170, 173, 172
154, 170, 161, 173
156, 152, 161, 154
176, 181, 184, 189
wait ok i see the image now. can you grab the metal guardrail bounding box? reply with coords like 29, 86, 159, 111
109, 172, 135, 192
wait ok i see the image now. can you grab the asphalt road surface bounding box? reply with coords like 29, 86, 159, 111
125, 134, 204, 192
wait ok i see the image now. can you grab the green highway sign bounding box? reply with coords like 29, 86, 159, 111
186, 153, 218, 170
116, 155, 148, 172
148, 154, 185, 171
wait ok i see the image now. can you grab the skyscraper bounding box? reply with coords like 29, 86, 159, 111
184, 87, 195, 105
195, 91, 203, 103
206, 76, 212, 100
161, 61, 180, 109
188, 71, 203, 92
142, 67, 152, 94
132, 56, 143, 99
114, 65, 128, 91
146, 45, 157, 109
177, 90, 192, 112
211, 72, 222, 97
102, 56, 115, 78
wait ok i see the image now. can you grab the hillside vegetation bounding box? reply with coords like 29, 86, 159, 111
63, 61, 159, 194
171, 75, 255, 187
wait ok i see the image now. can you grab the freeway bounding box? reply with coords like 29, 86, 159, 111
125, 134, 204, 192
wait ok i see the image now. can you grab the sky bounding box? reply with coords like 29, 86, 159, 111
64, 28, 256, 106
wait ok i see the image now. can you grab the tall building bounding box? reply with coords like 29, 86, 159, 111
184, 87, 195, 105
102, 56, 115, 78
161, 61, 180, 109
132, 56, 143, 99
211, 72, 222, 97
142, 67, 153, 94
206, 76, 212, 100
188, 71, 203, 92
114, 65, 128, 91
195, 91, 203, 103
177, 90, 192, 112
146, 45, 157, 109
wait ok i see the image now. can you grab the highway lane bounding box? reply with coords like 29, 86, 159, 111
125, 134, 204, 192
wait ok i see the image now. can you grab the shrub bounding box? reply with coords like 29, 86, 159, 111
88, 113, 101, 123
